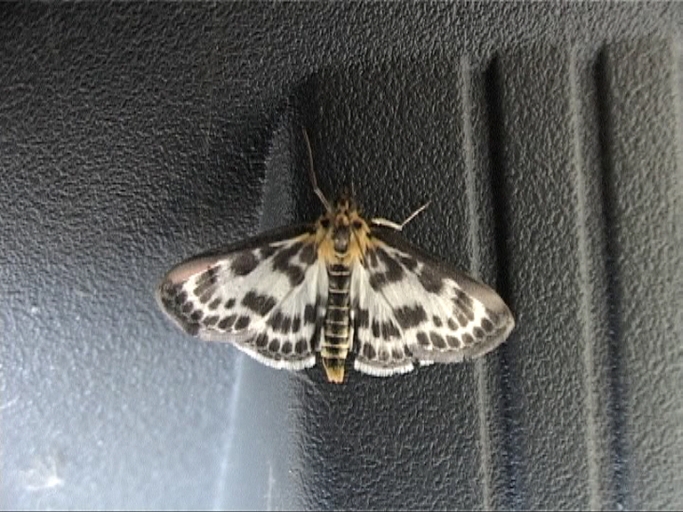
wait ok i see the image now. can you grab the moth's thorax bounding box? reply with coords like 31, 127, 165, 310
315, 198, 371, 266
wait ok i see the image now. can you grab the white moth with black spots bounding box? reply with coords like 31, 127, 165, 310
156, 132, 515, 384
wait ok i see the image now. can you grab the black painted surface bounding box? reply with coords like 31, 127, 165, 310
2, 3, 682, 510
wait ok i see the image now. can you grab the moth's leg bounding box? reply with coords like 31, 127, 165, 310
309, 301, 326, 355
371, 201, 431, 231
314, 321, 325, 352
347, 322, 355, 354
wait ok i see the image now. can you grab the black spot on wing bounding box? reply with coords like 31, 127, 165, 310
174, 289, 187, 305
381, 321, 400, 341
446, 335, 460, 348
225, 298, 236, 310
185, 322, 200, 336
242, 291, 277, 316
362, 343, 377, 360
455, 289, 474, 309
452, 292, 475, 321
259, 245, 277, 259
199, 289, 216, 304
208, 298, 221, 310
304, 304, 317, 325
448, 317, 459, 331
266, 311, 283, 331
430, 332, 446, 349
158, 281, 179, 301
291, 315, 301, 334
218, 315, 237, 330
462, 333, 474, 345
194, 267, 218, 289
235, 316, 251, 330
272, 242, 307, 287
368, 248, 404, 291
255, 334, 268, 347
193, 276, 216, 298
159, 287, 176, 307
272, 242, 302, 269
190, 310, 203, 322
159, 283, 177, 305
268, 338, 281, 352
267, 313, 295, 334
355, 308, 369, 329
203, 315, 219, 327
281, 316, 292, 334
394, 304, 427, 329
397, 254, 418, 272
299, 243, 317, 264
416, 331, 429, 347
368, 273, 386, 291
456, 311, 469, 327
287, 267, 305, 287
366, 249, 379, 269
295, 339, 308, 355
486, 309, 506, 326
418, 264, 444, 294
281, 341, 292, 354
231, 251, 259, 276
481, 318, 494, 333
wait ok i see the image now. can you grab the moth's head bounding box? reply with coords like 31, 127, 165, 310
316, 193, 370, 255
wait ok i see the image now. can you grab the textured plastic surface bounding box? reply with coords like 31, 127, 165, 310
2, 3, 681, 510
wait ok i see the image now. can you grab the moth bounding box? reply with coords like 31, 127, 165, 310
156, 131, 515, 384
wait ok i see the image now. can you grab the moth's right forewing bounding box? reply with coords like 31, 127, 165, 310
351, 227, 515, 375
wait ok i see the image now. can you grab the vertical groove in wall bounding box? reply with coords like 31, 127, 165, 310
569, 48, 602, 511
594, 48, 629, 510
204, 4, 218, 161
484, 56, 521, 511
461, 54, 493, 511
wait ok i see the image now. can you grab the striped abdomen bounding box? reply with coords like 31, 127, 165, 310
322, 263, 352, 383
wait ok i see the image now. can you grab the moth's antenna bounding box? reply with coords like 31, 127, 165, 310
400, 201, 431, 227
371, 201, 431, 231
302, 128, 332, 213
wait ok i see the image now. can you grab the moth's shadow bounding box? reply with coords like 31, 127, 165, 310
279, 57, 497, 510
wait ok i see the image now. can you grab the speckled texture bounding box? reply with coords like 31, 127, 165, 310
1, 3, 681, 510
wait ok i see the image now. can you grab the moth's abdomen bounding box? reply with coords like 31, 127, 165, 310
322, 263, 352, 383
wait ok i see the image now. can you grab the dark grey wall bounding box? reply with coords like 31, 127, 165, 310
2, 3, 681, 510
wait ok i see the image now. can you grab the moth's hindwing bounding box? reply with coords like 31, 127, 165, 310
350, 227, 515, 377
156, 224, 328, 371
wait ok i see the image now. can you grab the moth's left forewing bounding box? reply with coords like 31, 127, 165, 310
156, 254, 230, 337
353, 227, 514, 373
156, 224, 327, 371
